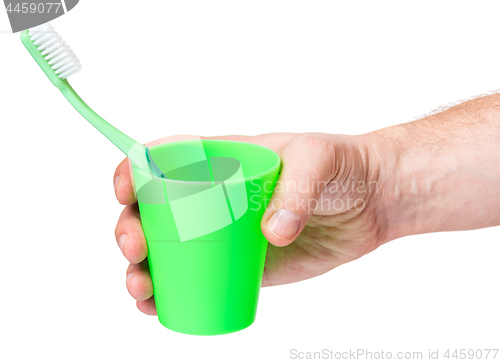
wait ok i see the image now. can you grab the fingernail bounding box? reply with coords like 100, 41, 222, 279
118, 234, 127, 253
114, 175, 120, 193
267, 209, 301, 239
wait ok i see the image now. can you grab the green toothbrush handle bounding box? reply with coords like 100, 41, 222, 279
60, 84, 137, 155
59, 83, 151, 171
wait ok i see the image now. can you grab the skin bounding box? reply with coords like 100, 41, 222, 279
113, 93, 500, 315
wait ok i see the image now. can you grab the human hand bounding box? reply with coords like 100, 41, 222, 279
113, 132, 387, 315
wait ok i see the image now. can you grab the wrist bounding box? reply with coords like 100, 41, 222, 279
356, 124, 422, 243
354, 94, 500, 244
363, 114, 500, 242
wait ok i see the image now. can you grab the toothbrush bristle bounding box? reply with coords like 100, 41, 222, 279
28, 23, 82, 79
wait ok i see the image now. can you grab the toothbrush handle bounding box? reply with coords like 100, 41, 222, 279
59, 83, 138, 156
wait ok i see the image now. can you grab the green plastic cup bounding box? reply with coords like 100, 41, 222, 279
131, 139, 280, 335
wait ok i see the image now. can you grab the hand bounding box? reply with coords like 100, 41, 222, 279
113, 133, 387, 315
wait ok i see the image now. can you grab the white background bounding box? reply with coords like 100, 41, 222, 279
1, 1, 499, 362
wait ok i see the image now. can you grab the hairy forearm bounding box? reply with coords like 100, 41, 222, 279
369, 93, 500, 242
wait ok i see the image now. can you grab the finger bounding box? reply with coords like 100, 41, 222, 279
126, 260, 153, 302
137, 296, 157, 315
115, 204, 148, 264
261, 134, 337, 247
113, 156, 136, 205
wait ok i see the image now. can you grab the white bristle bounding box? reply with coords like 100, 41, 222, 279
37, 35, 59, 51
44, 46, 64, 60
28, 22, 82, 79
52, 57, 72, 70
33, 32, 53, 46
28, 23, 51, 36
54, 62, 75, 75
47, 50, 67, 65
40, 38, 63, 56
29, 24, 53, 41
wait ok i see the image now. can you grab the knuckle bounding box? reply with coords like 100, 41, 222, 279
115, 205, 136, 240
114, 209, 126, 235
295, 134, 332, 155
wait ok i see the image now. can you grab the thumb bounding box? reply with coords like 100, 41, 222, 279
261, 135, 336, 247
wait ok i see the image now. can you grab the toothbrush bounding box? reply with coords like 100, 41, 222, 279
21, 22, 165, 178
